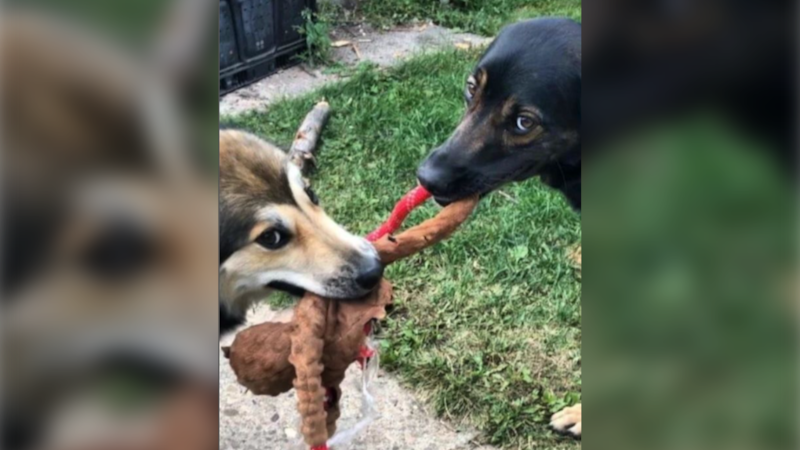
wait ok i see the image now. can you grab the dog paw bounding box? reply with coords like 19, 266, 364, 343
550, 403, 581, 437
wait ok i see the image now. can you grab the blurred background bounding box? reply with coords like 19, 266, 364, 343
2, 1, 219, 449
3, 0, 798, 449
585, 0, 796, 449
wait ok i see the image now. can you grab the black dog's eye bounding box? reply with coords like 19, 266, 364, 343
305, 186, 319, 205
256, 228, 289, 250
515, 115, 536, 133
466, 78, 477, 100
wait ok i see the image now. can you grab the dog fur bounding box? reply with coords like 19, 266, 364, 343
219, 130, 383, 335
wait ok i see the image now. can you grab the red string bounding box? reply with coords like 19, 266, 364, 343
358, 186, 431, 371
310, 445, 329, 450
366, 185, 431, 242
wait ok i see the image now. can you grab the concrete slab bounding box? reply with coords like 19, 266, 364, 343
219, 23, 490, 116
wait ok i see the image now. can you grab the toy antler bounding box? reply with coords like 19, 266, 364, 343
225, 190, 479, 449
289, 295, 329, 445
371, 192, 478, 264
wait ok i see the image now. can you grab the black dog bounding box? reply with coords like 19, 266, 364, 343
416, 17, 583, 438
417, 18, 581, 210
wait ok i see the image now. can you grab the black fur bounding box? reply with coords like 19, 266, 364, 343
218, 195, 260, 336
220, 302, 245, 335
219, 199, 257, 265
417, 18, 581, 210
80, 218, 155, 278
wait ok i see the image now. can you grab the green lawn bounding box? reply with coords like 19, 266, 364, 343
225, 48, 581, 449
323, 0, 581, 35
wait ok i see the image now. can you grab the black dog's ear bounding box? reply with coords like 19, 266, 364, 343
573, 19, 582, 130
562, 176, 581, 211
574, 29, 582, 130
573, 72, 581, 212
540, 151, 581, 212
576, 70, 582, 130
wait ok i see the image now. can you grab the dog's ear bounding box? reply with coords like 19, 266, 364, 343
540, 159, 581, 212
576, 69, 581, 130
573, 21, 582, 130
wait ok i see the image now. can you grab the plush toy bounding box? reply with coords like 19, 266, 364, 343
222, 186, 478, 449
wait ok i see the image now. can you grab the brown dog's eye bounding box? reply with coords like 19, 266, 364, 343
80, 220, 154, 278
257, 228, 289, 250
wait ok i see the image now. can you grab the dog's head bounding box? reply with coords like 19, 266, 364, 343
417, 18, 581, 205
219, 130, 383, 312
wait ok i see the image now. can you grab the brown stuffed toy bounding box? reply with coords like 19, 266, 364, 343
223, 191, 478, 449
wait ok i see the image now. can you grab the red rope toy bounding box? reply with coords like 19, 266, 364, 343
366, 185, 432, 242
353, 186, 431, 375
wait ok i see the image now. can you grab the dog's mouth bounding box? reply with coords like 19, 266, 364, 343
267, 281, 373, 300
432, 186, 492, 207
266, 281, 306, 297
433, 196, 454, 207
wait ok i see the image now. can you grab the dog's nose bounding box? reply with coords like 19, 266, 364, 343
417, 161, 448, 197
356, 257, 384, 290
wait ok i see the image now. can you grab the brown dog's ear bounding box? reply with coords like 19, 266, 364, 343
221, 346, 231, 359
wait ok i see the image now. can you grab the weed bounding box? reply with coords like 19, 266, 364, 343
297, 8, 333, 67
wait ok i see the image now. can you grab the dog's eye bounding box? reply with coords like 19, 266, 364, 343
515, 116, 536, 133
305, 186, 319, 205
466, 80, 477, 99
256, 228, 289, 250
80, 220, 154, 279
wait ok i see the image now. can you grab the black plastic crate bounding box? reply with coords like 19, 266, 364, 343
231, 0, 275, 59
219, 1, 239, 70
219, 0, 316, 96
278, 0, 307, 45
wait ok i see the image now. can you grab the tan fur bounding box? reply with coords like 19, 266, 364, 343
551, 403, 582, 436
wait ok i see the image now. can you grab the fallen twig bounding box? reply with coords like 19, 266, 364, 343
288, 101, 331, 174
351, 43, 363, 60
497, 190, 519, 204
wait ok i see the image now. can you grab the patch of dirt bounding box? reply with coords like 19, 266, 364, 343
219, 303, 498, 450
219, 23, 491, 116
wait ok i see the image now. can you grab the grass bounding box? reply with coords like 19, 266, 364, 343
322, 0, 581, 36
224, 51, 581, 448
